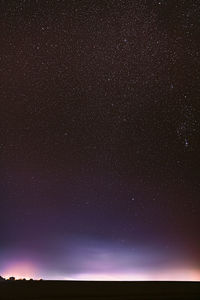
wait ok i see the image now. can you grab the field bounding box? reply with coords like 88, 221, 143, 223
0, 281, 200, 300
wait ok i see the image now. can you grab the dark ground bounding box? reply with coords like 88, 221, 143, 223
0, 281, 200, 300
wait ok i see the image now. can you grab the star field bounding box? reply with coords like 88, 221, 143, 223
0, 0, 200, 280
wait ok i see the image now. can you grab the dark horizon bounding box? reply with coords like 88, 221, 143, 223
1, 280, 200, 300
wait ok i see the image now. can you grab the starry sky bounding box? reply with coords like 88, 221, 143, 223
0, 0, 200, 281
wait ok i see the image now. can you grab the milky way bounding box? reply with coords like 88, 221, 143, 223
0, 0, 200, 281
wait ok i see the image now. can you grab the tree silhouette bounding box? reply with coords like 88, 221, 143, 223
8, 277, 15, 281
0, 276, 5, 281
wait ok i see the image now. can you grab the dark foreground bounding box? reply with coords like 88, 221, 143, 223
0, 281, 200, 300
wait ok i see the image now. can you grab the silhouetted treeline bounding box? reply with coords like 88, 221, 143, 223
0, 276, 41, 281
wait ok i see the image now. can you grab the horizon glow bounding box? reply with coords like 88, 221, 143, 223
1, 241, 200, 282
2, 261, 38, 280
2, 268, 200, 282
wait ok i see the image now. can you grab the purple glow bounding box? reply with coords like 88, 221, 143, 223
1, 239, 200, 281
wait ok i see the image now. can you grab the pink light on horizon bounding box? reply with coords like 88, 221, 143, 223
2, 261, 39, 280
1, 256, 200, 282
65, 268, 200, 282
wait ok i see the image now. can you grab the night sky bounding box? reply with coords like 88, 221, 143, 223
0, 0, 200, 281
